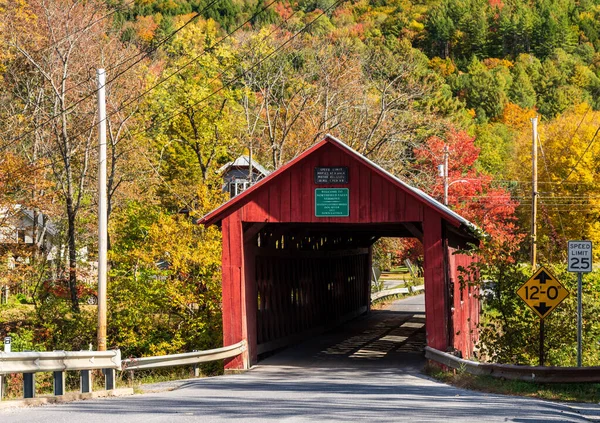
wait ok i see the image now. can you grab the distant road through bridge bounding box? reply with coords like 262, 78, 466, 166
2, 295, 598, 422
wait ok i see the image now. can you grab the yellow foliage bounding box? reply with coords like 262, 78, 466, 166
511, 105, 600, 259
429, 57, 456, 77
135, 15, 158, 42
483, 58, 514, 70
408, 20, 424, 32
500, 103, 537, 131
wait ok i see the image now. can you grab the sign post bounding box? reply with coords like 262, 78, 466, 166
517, 266, 569, 366
568, 240, 593, 367
3, 336, 11, 353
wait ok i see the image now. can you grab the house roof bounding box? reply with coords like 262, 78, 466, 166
20, 208, 58, 236
218, 155, 270, 177
200, 135, 478, 235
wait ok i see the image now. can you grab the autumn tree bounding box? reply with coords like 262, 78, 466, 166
512, 104, 600, 261
142, 17, 242, 214
414, 128, 521, 247
1, 0, 147, 312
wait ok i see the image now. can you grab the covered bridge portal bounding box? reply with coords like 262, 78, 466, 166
201, 135, 480, 370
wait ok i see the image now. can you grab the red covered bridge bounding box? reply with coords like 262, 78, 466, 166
200, 135, 480, 369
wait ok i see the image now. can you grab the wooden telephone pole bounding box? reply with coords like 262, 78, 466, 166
531, 116, 538, 269
531, 115, 544, 365
97, 69, 107, 351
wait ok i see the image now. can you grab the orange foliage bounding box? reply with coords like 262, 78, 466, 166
136, 15, 158, 42
500, 103, 537, 130
429, 57, 457, 77
274, 2, 294, 20
483, 58, 513, 70
488, 0, 504, 9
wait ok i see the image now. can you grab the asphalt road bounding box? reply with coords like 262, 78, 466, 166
2, 295, 600, 422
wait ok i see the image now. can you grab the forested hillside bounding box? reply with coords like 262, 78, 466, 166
1, 0, 600, 361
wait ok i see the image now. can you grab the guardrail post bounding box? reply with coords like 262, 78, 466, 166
104, 369, 115, 390
80, 370, 92, 393
192, 350, 199, 377
53, 371, 65, 396
23, 372, 35, 398
0, 375, 4, 400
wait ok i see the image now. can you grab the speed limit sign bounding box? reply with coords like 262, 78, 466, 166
568, 240, 593, 273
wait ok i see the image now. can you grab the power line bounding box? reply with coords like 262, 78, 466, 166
554, 104, 592, 159
559, 126, 600, 184
537, 134, 567, 242
5, 1, 338, 211
0, 0, 222, 152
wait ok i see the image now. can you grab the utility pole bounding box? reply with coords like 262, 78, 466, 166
97, 69, 107, 351
443, 145, 449, 206
531, 115, 543, 366
531, 116, 538, 269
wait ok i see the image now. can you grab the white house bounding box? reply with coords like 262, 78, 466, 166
219, 155, 270, 198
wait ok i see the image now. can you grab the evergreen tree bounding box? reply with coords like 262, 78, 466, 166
509, 64, 536, 109
465, 58, 509, 121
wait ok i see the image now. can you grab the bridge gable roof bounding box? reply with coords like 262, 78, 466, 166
200, 135, 477, 237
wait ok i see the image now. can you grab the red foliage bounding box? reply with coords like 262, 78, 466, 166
488, 0, 504, 9
41, 278, 97, 303
414, 128, 522, 249
274, 2, 294, 20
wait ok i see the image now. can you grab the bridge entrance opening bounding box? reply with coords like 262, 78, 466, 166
200, 135, 480, 370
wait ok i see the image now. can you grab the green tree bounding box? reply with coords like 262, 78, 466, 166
108, 202, 222, 356
509, 64, 536, 109
463, 58, 509, 121
143, 18, 241, 212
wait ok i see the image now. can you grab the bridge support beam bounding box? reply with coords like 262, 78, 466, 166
221, 212, 248, 370
423, 209, 449, 351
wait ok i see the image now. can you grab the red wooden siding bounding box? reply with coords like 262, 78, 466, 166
448, 248, 479, 358
221, 213, 245, 369
422, 208, 447, 351
231, 143, 428, 226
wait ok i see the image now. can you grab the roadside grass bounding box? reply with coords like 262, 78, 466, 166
426, 365, 600, 403
116, 362, 223, 391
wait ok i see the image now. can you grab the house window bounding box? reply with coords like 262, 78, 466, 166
17, 229, 26, 243
229, 179, 250, 198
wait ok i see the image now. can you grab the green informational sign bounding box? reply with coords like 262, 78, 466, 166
315, 188, 349, 217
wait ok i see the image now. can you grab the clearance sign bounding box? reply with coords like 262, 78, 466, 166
516, 266, 569, 319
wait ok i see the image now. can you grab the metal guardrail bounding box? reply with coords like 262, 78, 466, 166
0, 350, 121, 400
371, 287, 409, 301
371, 285, 424, 302
1, 341, 248, 402
121, 341, 246, 372
0, 350, 121, 374
425, 346, 600, 383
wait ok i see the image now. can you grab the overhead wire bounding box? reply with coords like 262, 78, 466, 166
558, 126, 600, 184
4, 0, 339, 211
537, 134, 567, 242
0, 0, 223, 152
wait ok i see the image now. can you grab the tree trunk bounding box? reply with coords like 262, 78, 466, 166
66, 201, 80, 313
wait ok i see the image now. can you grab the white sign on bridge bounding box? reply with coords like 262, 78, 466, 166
568, 240, 593, 273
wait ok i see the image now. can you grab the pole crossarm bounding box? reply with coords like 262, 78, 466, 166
0, 350, 121, 375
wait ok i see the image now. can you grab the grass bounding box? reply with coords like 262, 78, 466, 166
116, 362, 223, 390
426, 364, 600, 403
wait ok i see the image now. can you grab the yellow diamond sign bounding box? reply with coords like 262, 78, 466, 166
517, 266, 569, 319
